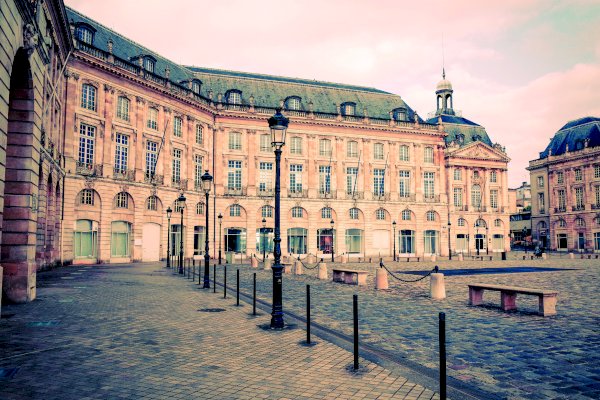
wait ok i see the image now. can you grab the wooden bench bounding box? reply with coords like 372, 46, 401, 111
468, 283, 558, 316
332, 269, 368, 286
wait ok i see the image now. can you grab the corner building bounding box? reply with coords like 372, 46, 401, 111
62, 8, 511, 265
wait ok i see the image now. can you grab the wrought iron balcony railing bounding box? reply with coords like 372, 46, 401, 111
76, 162, 103, 177
288, 189, 308, 198
112, 168, 135, 182
224, 187, 246, 196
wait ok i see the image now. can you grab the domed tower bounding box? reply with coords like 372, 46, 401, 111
435, 69, 454, 116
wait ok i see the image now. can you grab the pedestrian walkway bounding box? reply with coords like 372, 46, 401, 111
0, 263, 440, 400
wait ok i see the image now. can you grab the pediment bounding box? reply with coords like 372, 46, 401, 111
447, 142, 509, 162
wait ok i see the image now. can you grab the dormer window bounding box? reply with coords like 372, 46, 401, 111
286, 96, 301, 111
192, 79, 201, 95
75, 23, 96, 45
226, 90, 242, 105
341, 102, 356, 116
143, 56, 156, 73
393, 107, 407, 121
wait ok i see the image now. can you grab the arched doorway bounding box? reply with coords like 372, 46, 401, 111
1, 48, 38, 303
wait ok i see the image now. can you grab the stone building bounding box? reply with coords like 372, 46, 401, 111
528, 117, 600, 251
59, 7, 511, 265
1, 0, 71, 302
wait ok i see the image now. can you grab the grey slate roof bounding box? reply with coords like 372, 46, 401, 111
539, 116, 600, 158
66, 7, 421, 121
426, 114, 493, 147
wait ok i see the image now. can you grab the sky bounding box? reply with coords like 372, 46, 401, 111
64, 0, 600, 187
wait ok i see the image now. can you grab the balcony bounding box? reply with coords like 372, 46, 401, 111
171, 179, 188, 191
76, 162, 103, 177
373, 192, 391, 201
224, 187, 246, 196
346, 191, 364, 200
555, 207, 566, 213
399, 194, 416, 202
572, 205, 585, 211
144, 173, 164, 185
592, 204, 600, 210
424, 195, 440, 203
539, 208, 546, 214
318, 191, 337, 199
288, 189, 308, 198
454, 205, 468, 211
257, 188, 274, 197
112, 168, 135, 182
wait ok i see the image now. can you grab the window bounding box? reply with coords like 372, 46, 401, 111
145, 141, 158, 178
227, 91, 242, 105
288, 228, 307, 254
77, 26, 94, 44
374, 143, 384, 160
229, 132, 242, 150
342, 102, 356, 116
228, 160, 242, 190
194, 226, 206, 256
595, 185, 600, 206
400, 230, 415, 254
595, 165, 600, 179
373, 169, 385, 196
399, 171, 410, 198
286, 97, 301, 110
575, 169, 582, 181
399, 145, 410, 161
490, 171, 497, 183
260, 134, 271, 152
261, 205, 273, 218
196, 202, 204, 215
116, 96, 129, 121
490, 189, 498, 209
375, 209, 386, 220
558, 189, 566, 211
290, 164, 303, 193
115, 192, 128, 208
557, 171, 564, 184
114, 133, 129, 173
172, 149, 181, 183
290, 137, 302, 154
494, 219, 502, 227
349, 208, 359, 220
424, 230, 438, 254
424, 172, 435, 199
174, 200, 185, 213
225, 228, 247, 252
458, 218, 466, 227
146, 196, 158, 211
319, 139, 332, 157
595, 232, 600, 251
147, 107, 158, 130
393, 108, 407, 121
173, 116, 182, 137
537, 176, 544, 187
111, 221, 131, 257
424, 147, 434, 163
230, 204, 241, 217
346, 167, 358, 195
575, 187, 584, 208
538, 193, 545, 212
401, 210, 411, 221
143, 57, 155, 73
454, 169, 461, 181
196, 125, 203, 144
78, 123, 95, 166
259, 162, 273, 192
471, 185, 482, 209
345, 229, 363, 254
81, 84, 96, 111
321, 207, 332, 219
347, 141, 358, 158
453, 188, 463, 207
292, 207, 303, 218
194, 155, 203, 189
557, 233, 568, 250
556, 219, 566, 228
426, 211, 436, 221
257, 227, 274, 255
576, 218, 585, 227
192, 80, 201, 95
80, 189, 94, 205
319, 166, 331, 194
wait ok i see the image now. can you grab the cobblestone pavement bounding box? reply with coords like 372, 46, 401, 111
222, 252, 600, 400
0, 263, 440, 400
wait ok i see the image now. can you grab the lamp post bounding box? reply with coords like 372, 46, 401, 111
476, 218, 480, 256
392, 220, 397, 261
201, 170, 213, 288
177, 194, 186, 274
262, 217, 267, 261
268, 108, 288, 329
218, 213, 223, 265
166, 207, 172, 268
486, 225, 489, 255
448, 217, 452, 260
330, 219, 335, 262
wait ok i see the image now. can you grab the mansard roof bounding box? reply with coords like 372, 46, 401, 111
539, 116, 600, 158
426, 114, 493, 147
65, 7, 421, 121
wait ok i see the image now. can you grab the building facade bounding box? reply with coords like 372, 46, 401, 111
1, 0, 71, 302
528, 117, 600, 252
59, 8, 511, 266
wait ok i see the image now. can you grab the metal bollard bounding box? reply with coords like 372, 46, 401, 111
439, 312, 447, 400
307, 285, 311, 344
192, 260, 195, 281
353, 294, 359, 370
236, 269, 240, 306
224, 266, 227, 299
253, 272, 257, 315
213, 264, 216, 293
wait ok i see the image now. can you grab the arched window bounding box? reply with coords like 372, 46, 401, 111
375, 209, 386, 220
262, 205, 273, 218
286, 96, 301, 110
575, 218, 585, 227
399, 145, 410, 161
116, 96, 130, 121
76, 25, 95, 44
402, 209, 411, 221
475, 218, 486, 228
196, 202, 205, 215
230, 204, 241, 217
321, 207, 332, 219
115, 192, 129, 209
79, 189, 95, 205
426, 211, 436, 221
558, 219, 566, 228
146, 196, 158, 211
174, 199, 185, 213
349, 208, 359, 220
471, 185, 482, 209
81, 84, 97, 111
226, 90, 242, 105
458, 218, 466, 226
292, 207, 303, 218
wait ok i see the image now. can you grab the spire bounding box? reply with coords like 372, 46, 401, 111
442, 67, 446, 80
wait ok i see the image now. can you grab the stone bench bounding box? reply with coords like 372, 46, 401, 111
468, 283, 558, 316
332, 269, 368, 286
470, 255, 493, 261
403, 257, 420, 262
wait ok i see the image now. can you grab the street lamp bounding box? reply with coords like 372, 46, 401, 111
201, 170, 213, 288
177, 194, 186, 274
486, 225, 489, 255
218, 213, 223, 265
166, 207, 172, 268
476, 218, 480, 256
330, 219, 335, 262
448, 217, 452, 260
262, 217, 267, 261
268, 108, 288, 329
392, 220, 397, 261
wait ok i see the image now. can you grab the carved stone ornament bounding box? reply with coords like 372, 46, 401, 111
150, 184, 157, 196
120, 184, 129, 193
264, 199, 272, 206
103, 83, 114, 93
23, 23, 39, 56
233, 199, 240, 205
136, 96, 146, 104
295, 201, 301, 207
84, 176, 95, 188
